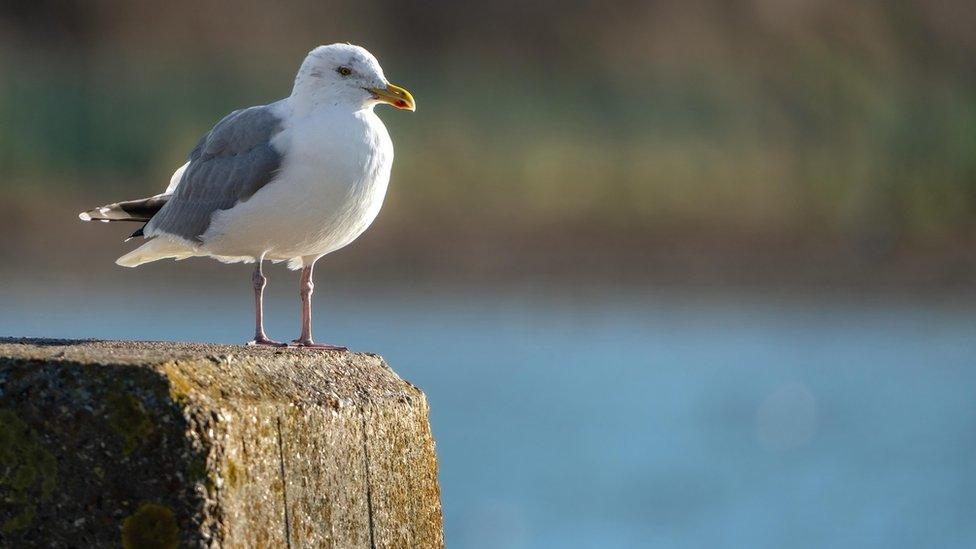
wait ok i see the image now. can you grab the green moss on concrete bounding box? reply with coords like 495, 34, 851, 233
161, 363, 194, 405
106, 392, 154, 456
121, 503, 180, 549
0, 409, 58, 533
225, 458, 241, 489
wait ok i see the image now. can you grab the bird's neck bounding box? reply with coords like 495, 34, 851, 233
289, 82, 370, 118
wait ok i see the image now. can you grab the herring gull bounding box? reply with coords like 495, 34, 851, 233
79, 43, 416, 349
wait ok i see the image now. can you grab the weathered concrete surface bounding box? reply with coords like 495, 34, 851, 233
0, 338, 443, 548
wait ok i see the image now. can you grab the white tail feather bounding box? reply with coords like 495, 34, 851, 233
116, 238, 196, 268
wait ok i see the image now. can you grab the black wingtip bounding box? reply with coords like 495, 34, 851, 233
123, 227, 145, 242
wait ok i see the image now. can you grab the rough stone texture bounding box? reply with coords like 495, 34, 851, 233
0, 338, 443, 548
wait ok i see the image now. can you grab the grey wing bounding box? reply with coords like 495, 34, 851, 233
146, 103, 284, 242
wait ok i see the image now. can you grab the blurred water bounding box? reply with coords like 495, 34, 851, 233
2, 284, 975, 548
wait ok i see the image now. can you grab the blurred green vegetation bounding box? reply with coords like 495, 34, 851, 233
1, 0, 975, 279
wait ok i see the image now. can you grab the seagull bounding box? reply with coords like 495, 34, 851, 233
79, 44, 415, 349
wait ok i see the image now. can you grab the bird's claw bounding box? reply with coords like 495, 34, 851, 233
247, 337, 287, 347
289, 339, 347, 351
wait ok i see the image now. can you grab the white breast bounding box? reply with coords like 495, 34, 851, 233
200, 105, 393, 263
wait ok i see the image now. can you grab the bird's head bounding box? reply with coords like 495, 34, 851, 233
293, 43, 415, 112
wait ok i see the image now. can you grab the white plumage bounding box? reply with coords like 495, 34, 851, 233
80, 44, 415, 347
117, 45, 401, 270
118, 103, 393, 270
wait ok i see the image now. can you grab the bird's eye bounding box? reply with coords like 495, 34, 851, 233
337, 67, 352, 76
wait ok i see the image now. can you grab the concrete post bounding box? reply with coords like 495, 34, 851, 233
0, 338, 443, 548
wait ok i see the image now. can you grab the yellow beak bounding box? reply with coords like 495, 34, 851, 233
366, 83, 416, 111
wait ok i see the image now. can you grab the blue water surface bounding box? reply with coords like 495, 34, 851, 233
2, 281, 974, 548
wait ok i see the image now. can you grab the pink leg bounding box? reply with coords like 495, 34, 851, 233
291, 263, 346, 351
246, 260, 284, 347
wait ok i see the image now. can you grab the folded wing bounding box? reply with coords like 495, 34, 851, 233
145, 103, 285, 242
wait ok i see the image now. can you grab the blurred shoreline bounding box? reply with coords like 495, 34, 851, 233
0, 193, 976, 299
4, 190, 975, 297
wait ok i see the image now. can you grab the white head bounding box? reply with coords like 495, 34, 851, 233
292, 43, 415, 113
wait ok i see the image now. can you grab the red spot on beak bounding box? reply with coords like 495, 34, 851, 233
395, 99, 407, 108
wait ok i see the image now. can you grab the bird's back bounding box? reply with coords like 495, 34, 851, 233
197, 104, 394, 265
